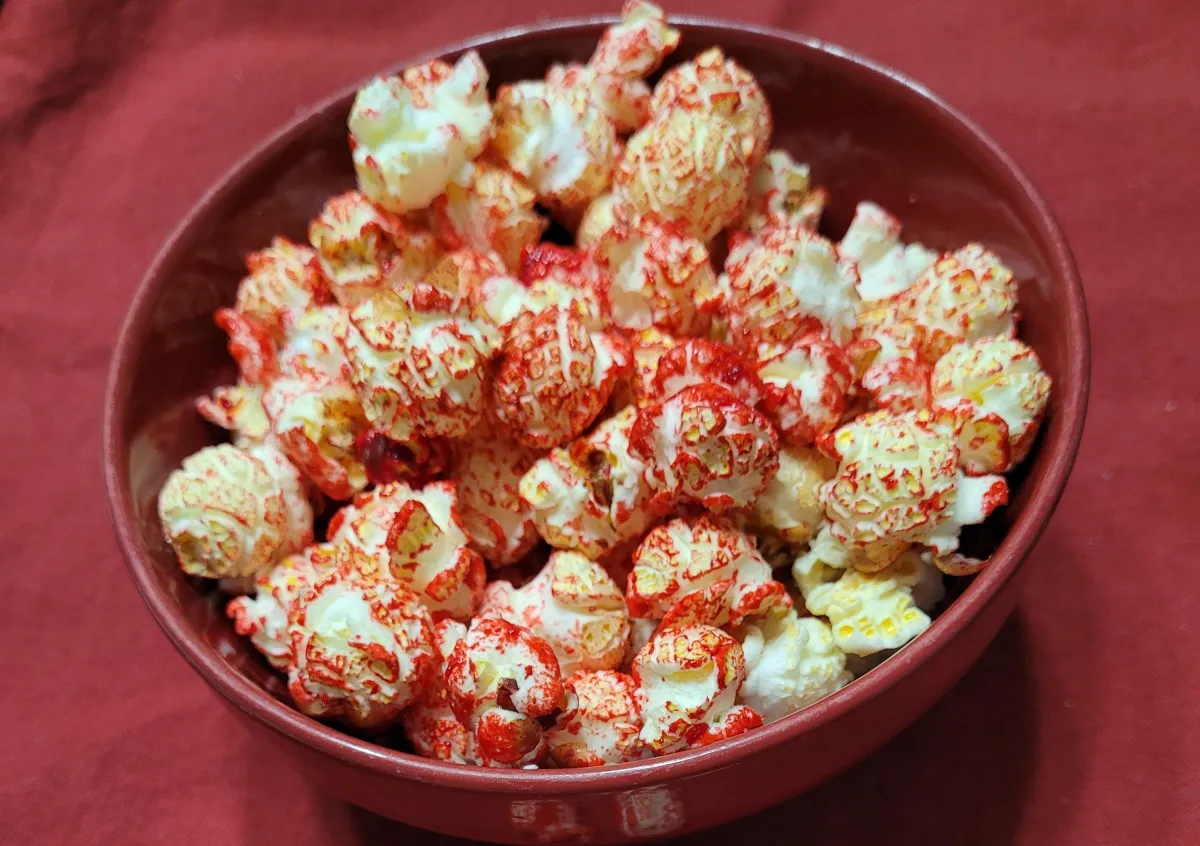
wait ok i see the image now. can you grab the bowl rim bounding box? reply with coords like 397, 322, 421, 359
103, 15, 1090, 793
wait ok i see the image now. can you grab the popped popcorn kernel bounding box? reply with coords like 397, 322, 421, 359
480, 551, 631, 675
547, 62, 652, 136
577, 193, 619, 248
612, 327, 680, 409
450, 435, 542, 566
354, 428, 451, 488
722, 224, 861, 347
590, 1, 680, 81
627, 515, 789, 628
547, 669, 646, 767
748, 445, 836, 544
592, 219, 720, 335
234, 238, 332, 339
737, 149, 827, 235
734, 608, 852, 722
337, 287, 498, 442
466, 268, 610, 336
888, 244, 1018, 362
492, 80, 620, 215
158, 443, 312, 580
402, 619, 478, 764
630, 383, 780, 513
263, 375, 368, 500
757, 334, 855, 446
425, 248, 508, 298
429, 160, 548, 270
633, 624, 761, 754
214, 307, 277, 386
519, 406, 657, 559
350, 51, 493, 213
196, 382, 270, 448
650, 47, 771, 167
839, 201, 936, 304
444, 617, 564, 766
228, 543, 339, 670
612, 107, 749, 240
287, 561, 437, 728
651, 338, 765, 408
932, 336, 1052, 472
490, 307, 630, 449
309, 191, 442, 306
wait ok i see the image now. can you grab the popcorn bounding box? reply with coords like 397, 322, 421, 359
287, 560, 437, 728
734, 608, 852, 722
803, 549, 938, 656
626, 515, 789, 628
491, 80, 620, 214
737, 150, 827, 235
444, 618, 565, 766
819, 408, 1009, 564
247, 441, 317, 557
354, 428, 450, 488
490, 307, 631, 449
547, 670, 646, 767
591, 219, 719, 335
450, 435, 541, 565
480, 551, 631, 675
888, 244, 1019, 362
402, 619, 478, 764
328, 481, 486, 620
577, 193, 619, 248
227, 543, 339, 670
429, 160, 548, 270
651, 339, 764, 407
612, 107, 749, 240
546, 63, 650, 136
425, 248, 507, 297
650, 47, 771, 166
932, 337, 1052, 472
196, 382, 269, 448
214, 308, 276, 386
747, 445, 835, 544
590, 1, 680, 81
630, 384, 780, 512
839, 202, 936, 304
519, 406, 657, 559
233, 238, 332, 339
466, 269, 610, 336
612, 327, 679, 409
158, 444, 311, 580
308, 191, 442, 306
349, 52, 493, 213
757, 334, 854, 446
723, 224, 861, 347
336, 287, 498, 442
632, 624, 761, 753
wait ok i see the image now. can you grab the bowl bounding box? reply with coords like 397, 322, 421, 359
103, 16, 1089, 844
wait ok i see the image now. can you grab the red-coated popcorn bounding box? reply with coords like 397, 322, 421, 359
349, 52, 493, 214
632, 624, 761, 753
650, 47, 771, 167
196, 382, 270, 448
839, 201, 936, 304
429, 160, 548, 270
425, 248, 507, 297
336, 287, 498, 442
722, 224, 861, 347
626, 515, 789, 628
158, 443, 312, 580
612, 106, 749, 240
747, 445, 836, 544
931, 336, 1052, 472
287, 561, 437, 728
819, 408, 1010, 564
227, 542, 339, 670
547, 670, 646, 767
519, 406, 657, 559
328, 481, 486, 620
590, 1, 680, 81
651, 338, 764, 407
736, 149, 828, 235
734, 608, 852, 722
402, 619, 479, 764
491, 80, 620, 215
466, 270, 610, 336
854, 306, 933, 414
887, 244, 1019, 362
612, 328, 680, 409
630, 384, 780, 513
450, 435, 541, 565
354, 428, 451, 488
308, 191, 442, 306
480, 551, 631, 675
757, 334, 854, 446
490, 307, 631, 449
576, 193, 619, 248
591, 219, 720, 334
444, 618, 565, 766
233, 237, 332, 339
214, 307, 277, 386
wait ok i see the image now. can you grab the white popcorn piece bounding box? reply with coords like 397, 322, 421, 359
429, 160, 548, 271
748, 445, 835, 544
450, 435, 541, 566
839, 201, 937, 304
547, 669, 646, 767
349, 52, 493, 213
734, 608, 852, 722
196, 381, 270, 449
737, 149, 827, 235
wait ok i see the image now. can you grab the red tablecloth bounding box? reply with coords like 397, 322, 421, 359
2, 0, 1197, 843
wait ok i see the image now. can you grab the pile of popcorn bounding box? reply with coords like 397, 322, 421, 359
158, 1, 1051, 768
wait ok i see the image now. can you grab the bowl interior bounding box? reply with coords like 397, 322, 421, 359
109, 20, 1083, 763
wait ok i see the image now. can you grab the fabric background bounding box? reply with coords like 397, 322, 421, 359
1, 0, 1197, 843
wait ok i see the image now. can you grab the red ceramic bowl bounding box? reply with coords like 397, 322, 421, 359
103, 16, 1089, 844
